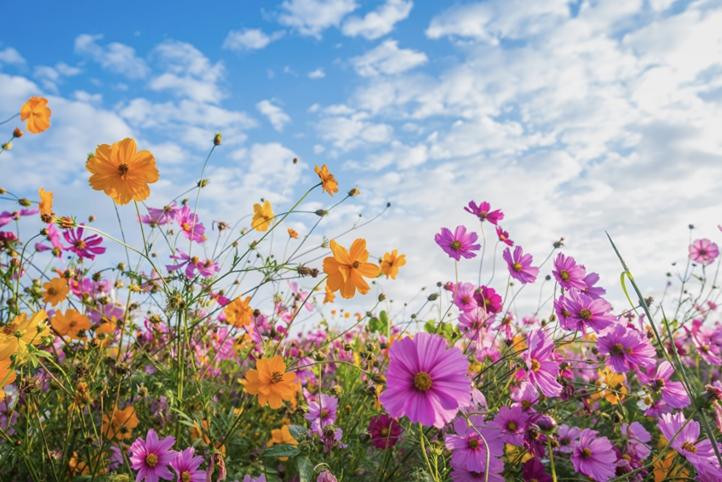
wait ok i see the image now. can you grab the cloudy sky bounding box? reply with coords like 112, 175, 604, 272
1, 0, 721, 320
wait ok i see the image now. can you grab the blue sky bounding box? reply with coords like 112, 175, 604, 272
2, 0, 722, 316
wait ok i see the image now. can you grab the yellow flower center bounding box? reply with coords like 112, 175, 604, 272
75, 240, 86, 250
182, 222, 191, 232
413, 372, 432, 391
512, 262, 523, 272
581, 447, 592, 459
270, 371, 284, 383
610, 343, 626, 356
352, 261, 361, 268
562, 309, 571, 317
69, 321, 78, 328
2, 322, 18, 335
145, 453, 158, 467
468, 438, 480, 449
320, 409, 329, 418
191, 256, 199, 265
530, 359, 541, 372
579, 308, 592, 320
654, 378, 666, 390
380, 428, 389, 436
47, 287, 58, 296
681, 442, 697, 453
506, 421, 518, 431
118, 164, 130, 176
451, 240, 462, 250
181, 472, 192, 482
521, 400, 531, 409
560, 438, 570, 446
559, 270, 570, 281
622, 454, 631, 461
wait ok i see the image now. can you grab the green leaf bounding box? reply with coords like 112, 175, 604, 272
368, 317, 380, 333
288, 425, 306, 441
263, 444, 300, 458
379, 310, 389, 327
423, 320, 436, 333
297, 457, 314, 482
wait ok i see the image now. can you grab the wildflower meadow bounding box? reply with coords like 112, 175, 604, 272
2, 93, 722, 482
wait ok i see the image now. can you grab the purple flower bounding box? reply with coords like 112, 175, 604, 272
317, 470, 337, 482
659, 412, 718, 470
556, 424, 581, 453
511, 382, 539, 412
444, 414, 504, 473
305, 394, 338, 430
621, 421, 651, 461
522, 457, 552, 482
522, 330, 562, 398
689, 238, 719, 266
493, 406, 529, 446
379, 332, 471, 428
459, 307, 493, 339
368, 414, 402, 449
435, 226, 481, 261
552, 253, 587, 290
464, 201, 503, 225
62, 226, 106, 260
129, 429, 177, 482
570, 429, 617, 482
503, 246, 538, 284
242, 476, 267, 482
169, 447, 205, 482
141, 203, 178, 227
637, 361, 690, 409
454, 282, 479, 312
35, 224, 64, 257
473, 286, 502, 314
597, 324, 656, 373
555, 291, 616, 334
449, 462, 505, 482
166, 248, 219, 279
175, 206, 205, 243
581, 272, 606, 299
495, 225, 513, 246
0, 211, 13, 228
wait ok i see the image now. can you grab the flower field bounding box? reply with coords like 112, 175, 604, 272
2, 97, 722, 482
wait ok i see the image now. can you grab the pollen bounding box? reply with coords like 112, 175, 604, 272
413, 372, 433, 391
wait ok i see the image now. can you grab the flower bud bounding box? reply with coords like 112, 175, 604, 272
317, 469, 338, 482
536, 414, 557, 433
18, 198, 31, 207
13, 128, 23, 138
1, 142, 12, 150
213, 132, 222, 145
348, 187, 360, 196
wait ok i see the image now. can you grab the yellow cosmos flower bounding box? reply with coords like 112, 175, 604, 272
38, 188, 54, 223
590, 366, 627, 405
224, 296, 253, 327
241, 355, 299, 409
52, 309, 91, 339
323, 239, 380, 299
0, 310, 50, 361
20, 96, 51, 134
267, 425, 298, 461
323, 285, 336, 304
101, 405, 139, 440
314, 164, 339, 196
42, 277, 69, 306
380, 249, 406, 280
288, 228, 298, 239
86, 138, 159, 205
252, 200, 274, 232
0, 359, 17, 402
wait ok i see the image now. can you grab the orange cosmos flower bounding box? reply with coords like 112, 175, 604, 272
0, 359, 17, 402
102, 405, 139, 440
42, 277, 69, 306
252, 200, 274, 232
86, 138, 159, 205
589, 366, 627, 405
323, 285, 336, 304
0, 310, 50, 361
224, 296, 253, 327
314, 164, 339, 196
20, 96, 51, 134
241, 355, 299, 409
38, 188, 54, 223
380, 249, 406, 280
323, 239, 380, 299
267, 425, 298, 461
288, 228, 298, 239
52, 309, 91, 339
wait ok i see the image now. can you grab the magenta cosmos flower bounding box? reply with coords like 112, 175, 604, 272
305, 394, 338, 430
141, 203, 177, 227
379, 332, 471, 428
522, 329, 562, 398
495, 225, 513, 246
638, 361, 690, 408
556, 425, 581, 453
503, 246, 539, 284
555, 290, 616, 334
454, 282, 479, 312
493, 405, 529, 446
689, 238, 719, 266
570, 429, 617, 482
435, 226, 481, 261
552, 253, 586, 290
659, 412, 719, 470
522, 457, 552, 482
464, 201, 504, 225
63, 226, 106, 260
597, 324, 656, 373
129, 429, 177, 482
169, 447, 205, 482
166, 248, 219, 279
473, 286, 502, 314
175, 206, 205, 243
368, 414, 402, 449
445, 414, 504, 474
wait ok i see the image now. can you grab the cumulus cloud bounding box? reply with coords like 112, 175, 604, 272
342, 0, 413, 40
0, 47, 25, 67
222, 28, 285, 51
278, 0, 358, 38
351, 40, 427, 76
256, 100, 292, 132
74, 34, 149, 78
308, 68, 326, 79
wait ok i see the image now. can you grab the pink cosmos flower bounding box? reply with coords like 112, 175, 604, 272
464, 201, 504, 225
444, 414, 504, 474
450, 464, 505, 482
379, 332, 471, 428
621, 421, 651, 461
63, 226, 106, 260
305, 394, 338, 431
511, 382, 539, 412
689, 238, 719, 266
435, 226, 481, 261
170, 447, 205, 482
570, 429, 617, 482
459, 307, 493, 339
556, 424, 581, 453
495, 225, 513, 246
597, 324, 656, 373
129, 429, 177, 482
552, 253, 587, 291
555, 291, 616, 334
522, 330, 562, 398
35, 224, 65, 257
659, 412, 719, 472
141, 203, 178, 227
166, 248, 219, 279
522, 457, 552, 482
454, 282, 479, 312
493, 406, 529, 446
175, 206, 205, 243
637, 361, 690, 408
368, 414, 402, 449
581, 272, 606, 299
473, 286, 502, 314
503, 246, 538, 284
685, 319, 722, 365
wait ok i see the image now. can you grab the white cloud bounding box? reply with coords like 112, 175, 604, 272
72, 90, 102, 104
316, 111, 393, 150
149, 40, 226, 103
351, 40, 427, 76
279, 0, 358, 38
222, 28, 285, 51
0, 47, 25, 67
74, 34, 149, 78
256, 100, 292, 132
308, 68, 326, 79
342, 0, 413, 40
34, 62, 82, 91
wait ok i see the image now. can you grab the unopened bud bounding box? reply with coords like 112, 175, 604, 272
198, 179, 209, 188
12, 128, 23, 138
1, 142, 12, 151
348, 188, 360, 196
315, 209, 327, 217
213, 132, 222, 145
88, 215, 95, 222
536, 414, 557, 433
18, 198, 31, 207
378, 293, 386, 302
